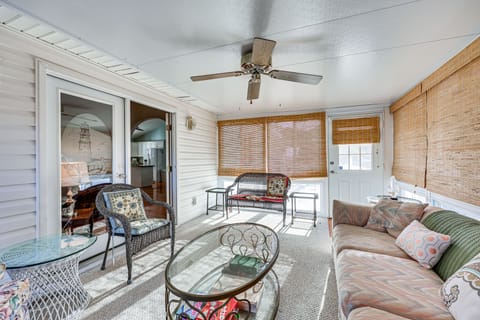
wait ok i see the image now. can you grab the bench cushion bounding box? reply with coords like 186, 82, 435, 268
229, 194, 284, 203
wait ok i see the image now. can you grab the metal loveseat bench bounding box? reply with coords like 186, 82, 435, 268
226, 172, 291, 225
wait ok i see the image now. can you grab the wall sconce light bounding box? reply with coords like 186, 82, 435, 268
185, 116, 196, 130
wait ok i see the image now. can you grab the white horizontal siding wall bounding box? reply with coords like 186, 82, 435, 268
176, 108, 218, 224
0, 26, 218, 248
0, 42, 37, 247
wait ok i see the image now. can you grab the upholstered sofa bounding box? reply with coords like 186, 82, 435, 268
226, 172, 291, 225
332, 199, 480, 320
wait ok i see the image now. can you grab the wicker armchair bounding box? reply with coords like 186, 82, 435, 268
95, 184, 175, 284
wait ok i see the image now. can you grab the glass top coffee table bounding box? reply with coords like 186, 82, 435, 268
0, 234, 96, 320
165, 223, 280, 319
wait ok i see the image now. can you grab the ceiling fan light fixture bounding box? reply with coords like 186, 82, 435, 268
190, 37, 323, 101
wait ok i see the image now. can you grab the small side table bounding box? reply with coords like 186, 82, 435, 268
62, 208, 94, 235
0, 234, 96, 320
205, 187, 229, 218
290, 192, 319, 227
367, 195, 423, 204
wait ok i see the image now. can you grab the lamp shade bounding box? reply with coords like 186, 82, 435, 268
61, 162, 90, 187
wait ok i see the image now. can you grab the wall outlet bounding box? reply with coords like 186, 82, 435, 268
192, 196, 197, 206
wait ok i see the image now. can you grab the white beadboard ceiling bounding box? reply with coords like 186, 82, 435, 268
1, 0, 479, 116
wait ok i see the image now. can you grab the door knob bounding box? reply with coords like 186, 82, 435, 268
330, 170, 335, 174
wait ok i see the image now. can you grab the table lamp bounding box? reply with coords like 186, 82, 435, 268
61, 161, 90, 205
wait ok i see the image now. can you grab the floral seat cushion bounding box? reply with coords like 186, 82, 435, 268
0, 278, 30, 320
113, 218, 169, 236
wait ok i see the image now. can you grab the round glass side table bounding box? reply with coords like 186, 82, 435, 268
0, 234, 96, 320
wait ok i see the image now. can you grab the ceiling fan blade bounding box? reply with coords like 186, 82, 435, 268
247, 74, 261, 100
268, 70, 323, 85
251, 38, 276, 66
190, 71, 244, 81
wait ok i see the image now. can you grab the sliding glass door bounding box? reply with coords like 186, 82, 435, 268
42, 76, 126, 236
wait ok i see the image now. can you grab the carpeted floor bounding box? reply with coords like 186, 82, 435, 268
79, 210, 338, 319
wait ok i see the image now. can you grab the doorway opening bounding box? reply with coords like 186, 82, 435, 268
130, 102, 170, 218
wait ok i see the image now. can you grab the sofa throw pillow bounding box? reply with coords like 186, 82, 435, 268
441, 253, 480, 320
103, 188, 147, 221
395, 220, 451, 269
365, 199, 427, 237
266, 177, 286, 197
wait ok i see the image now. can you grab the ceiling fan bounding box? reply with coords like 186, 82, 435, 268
190, 38, 323, 102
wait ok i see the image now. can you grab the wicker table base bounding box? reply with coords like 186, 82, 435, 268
8, 253, 90, 320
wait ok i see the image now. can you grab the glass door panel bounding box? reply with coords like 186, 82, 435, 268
43, 75, 125, 237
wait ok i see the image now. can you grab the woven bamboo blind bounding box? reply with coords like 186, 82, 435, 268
218, 118, 266, 176
425, 57, 480, 206
332, 116, 380, 144
392, 94, 427, 187
267, 112, 327, 178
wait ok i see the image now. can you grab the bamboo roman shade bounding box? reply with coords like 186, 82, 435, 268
390, 37, 480, 206
425, 57, 480, 206
218, 112, 327, 177
392, 94, 427, 187
267, 113, 327, 178
218, 118, 266, 176
332, 116, 380, 145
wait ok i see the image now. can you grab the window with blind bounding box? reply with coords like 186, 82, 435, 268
218, 113, 327, 178
267, 113, 326, 178
217, 118, 266, 176
392, 94, 427, 187
331, 116, 380, 172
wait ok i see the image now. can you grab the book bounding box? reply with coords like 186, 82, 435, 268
236, 281, 264, 313
199, 299, 238, 320
223, 255, 265, 277
175, 301, 205, 319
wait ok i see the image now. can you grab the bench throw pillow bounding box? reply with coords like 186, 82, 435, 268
266, 177, 286, 197
365, 199, 427, 237
103, 188, 147, 221
441, 253, 480, 320
395, 220, 451, 269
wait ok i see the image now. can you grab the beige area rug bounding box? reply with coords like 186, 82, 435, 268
79, 210, 338, 319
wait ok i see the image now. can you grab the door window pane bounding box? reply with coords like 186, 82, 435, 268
338, 144, 349, 155
350, 155, 361, 170
339, 155, 349, 170
349, 144, 360, 155
336, 143, 374, 171
61, 93, 112, 235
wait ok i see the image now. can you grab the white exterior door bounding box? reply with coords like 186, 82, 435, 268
40, 75, 126, 236
328, 115, 384, 210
